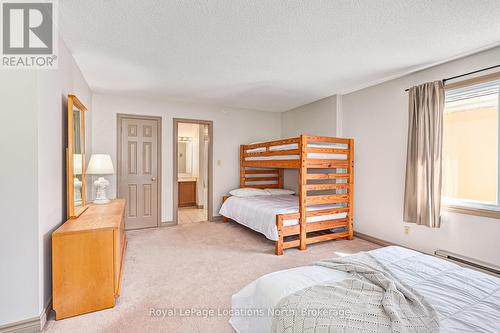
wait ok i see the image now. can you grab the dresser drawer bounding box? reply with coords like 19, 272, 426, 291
52, 230, 115, 319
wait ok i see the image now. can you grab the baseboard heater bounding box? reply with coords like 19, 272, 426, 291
434, 249, 500, 276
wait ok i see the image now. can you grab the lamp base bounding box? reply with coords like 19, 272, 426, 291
93, 177, 110, 205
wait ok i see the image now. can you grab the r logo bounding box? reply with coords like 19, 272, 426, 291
2, 2, 53, 54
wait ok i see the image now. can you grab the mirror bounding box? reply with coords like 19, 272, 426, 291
67, 95, 88, 218
177, 138, 193, 175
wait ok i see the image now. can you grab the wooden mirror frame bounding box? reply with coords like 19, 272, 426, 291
67, 95, 88, 218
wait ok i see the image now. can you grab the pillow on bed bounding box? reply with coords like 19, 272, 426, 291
265, 188, 295, 195
229, 188, 270, 197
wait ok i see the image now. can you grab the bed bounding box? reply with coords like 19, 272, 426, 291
219, 195, 347, 241
230, 246, 500, 333
220, 135, 354, 255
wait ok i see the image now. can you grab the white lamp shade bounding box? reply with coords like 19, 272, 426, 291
73, 154, 82, 175
87, 154, 114, 175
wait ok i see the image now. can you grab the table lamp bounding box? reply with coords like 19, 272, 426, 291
87, 154, 114, 204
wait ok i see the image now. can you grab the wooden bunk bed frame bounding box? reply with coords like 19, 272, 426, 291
222, 135, 354, 255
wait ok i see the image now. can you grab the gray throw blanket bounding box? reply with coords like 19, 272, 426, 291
272, 252, 440, 333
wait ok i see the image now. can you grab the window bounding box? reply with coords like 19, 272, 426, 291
443, 79, 500, 212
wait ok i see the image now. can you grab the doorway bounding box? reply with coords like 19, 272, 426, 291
117, 114, 162, 230
173, 118, 213, 224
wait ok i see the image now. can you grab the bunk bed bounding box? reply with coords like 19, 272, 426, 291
220, 135, 354, 255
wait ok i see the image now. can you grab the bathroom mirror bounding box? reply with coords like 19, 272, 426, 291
177, 138, 193, 175
67, 95, 88, 218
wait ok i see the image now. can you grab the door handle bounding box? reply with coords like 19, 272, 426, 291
151, 177, 156, 181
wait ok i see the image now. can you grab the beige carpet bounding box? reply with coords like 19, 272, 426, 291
44, 221, 380, 333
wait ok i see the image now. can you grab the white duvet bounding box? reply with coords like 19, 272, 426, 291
230, 246, 500, 333
219, 195, 347, 241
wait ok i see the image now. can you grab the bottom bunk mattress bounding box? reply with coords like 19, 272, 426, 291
230, 246, 500, 333
219, 194, 347, 241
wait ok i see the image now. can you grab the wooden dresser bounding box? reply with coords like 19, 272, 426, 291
52, 199, 126, 320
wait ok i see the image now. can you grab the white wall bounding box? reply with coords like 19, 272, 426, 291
92, 94, 282, 221
0, 71, 40, 326
281, 95, 339, 192
0, 38, 92, 326
342, 46, 500, 266
281, 95, 338, 138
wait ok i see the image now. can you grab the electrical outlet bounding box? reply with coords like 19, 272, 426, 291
404, 226, 410, 235
217, 160, 221, 166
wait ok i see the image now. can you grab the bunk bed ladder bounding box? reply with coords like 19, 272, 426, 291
298, 136, 354, 250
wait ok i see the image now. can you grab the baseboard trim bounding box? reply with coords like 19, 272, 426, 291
354, 231, 396, 247
0, 300, 51, 333
39, 300, 51, 331
0, 317, 40, 333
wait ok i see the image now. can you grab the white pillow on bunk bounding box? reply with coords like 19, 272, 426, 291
229, 188, 270, 197
265, 188, 295, 195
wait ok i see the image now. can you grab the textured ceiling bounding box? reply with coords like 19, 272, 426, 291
59, 1, 500, 112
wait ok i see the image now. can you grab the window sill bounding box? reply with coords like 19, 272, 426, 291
444, 205, 500, 219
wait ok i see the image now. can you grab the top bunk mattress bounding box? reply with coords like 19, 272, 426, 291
245, 142, 348, 161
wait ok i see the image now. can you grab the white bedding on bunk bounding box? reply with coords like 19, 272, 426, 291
245, 142, 348, 161
245, 154, 346, 160
219, 195, 347, 241
230, 246, 500, 333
